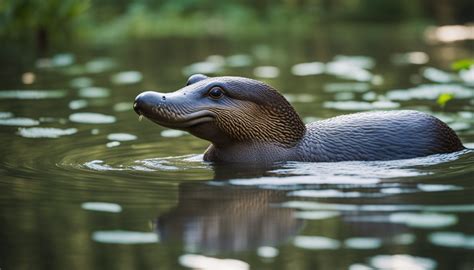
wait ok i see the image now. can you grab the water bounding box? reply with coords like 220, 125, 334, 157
1, 26, 473, 270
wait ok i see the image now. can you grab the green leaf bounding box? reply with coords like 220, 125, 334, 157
451, 59, 474, 71
437, 93, 454, 108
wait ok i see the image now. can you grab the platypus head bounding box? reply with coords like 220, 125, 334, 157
134, 74, 306, 147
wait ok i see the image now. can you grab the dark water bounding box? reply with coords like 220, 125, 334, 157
1, 26, 473, 270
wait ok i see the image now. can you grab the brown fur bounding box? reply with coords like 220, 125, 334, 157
209, 100, 305, 147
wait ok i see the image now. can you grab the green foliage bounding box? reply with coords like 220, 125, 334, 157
1, 0, 473, 41
451, 59, 474, 71
0, 0, 90, 39
437, 93, 454, 108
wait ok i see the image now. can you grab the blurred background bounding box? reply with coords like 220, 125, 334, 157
1, 0, 474, 43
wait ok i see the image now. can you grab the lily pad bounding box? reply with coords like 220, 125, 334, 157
344, 237, 382, 249
0, 112, 13, 118
422, 67, 456, 83
107, 133, 137, 141
69, 112, 116, 124
257, 246, 279, 258
387, 84, 473, 101
226, 54, 253, 67
79, 87, 110, 98
69, 100, 88, 110
326, 61, 373, 82
289, 189, 361, 198
106, 141, 121, 148
294, 211, 340, 220
92, 230, 158, 244
389, 212, 458, 228
0, 118, 39, 126
0, 90, 65, 99
293, 236, 341, 250
70, 77, 93, 88
179, 254, 249, 270
369, 255, 436, 270
17, 127, 77, 138
85, 58, 117, 73
114, 102, 132, 112
253, 66, 280, 78
161, 129, 188, 137
291, 62, 325, 76
324, 82, 370, 93
333, 55, 375, 69
81, 202, 122, 213
428, 231, 474, 249
111, 71, 143, 85
182, 61, 224, 75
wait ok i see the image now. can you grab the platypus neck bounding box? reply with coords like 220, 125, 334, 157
203, 142, 299, 164
214, 103, 306, 148
260, 104, 306, 146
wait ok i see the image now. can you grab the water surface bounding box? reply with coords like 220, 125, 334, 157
1, 26, 473, 270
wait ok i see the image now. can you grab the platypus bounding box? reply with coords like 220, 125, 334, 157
133, 74, 465, 164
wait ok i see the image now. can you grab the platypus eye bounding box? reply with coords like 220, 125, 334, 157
208, 87, 224, 99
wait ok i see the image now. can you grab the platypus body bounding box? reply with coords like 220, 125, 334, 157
133, 74, 464, 164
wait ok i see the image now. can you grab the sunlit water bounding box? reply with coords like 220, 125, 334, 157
1, 27, 473, 270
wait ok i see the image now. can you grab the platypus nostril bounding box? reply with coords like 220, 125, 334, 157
134, 91, 166, 116
133, 101, 141, 115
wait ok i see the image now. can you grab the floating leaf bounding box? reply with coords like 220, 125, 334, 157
52, 53, 75, 67
179, 254, 249, 270
253, 66, 280, 78
82, 202, 122, 213
107, 133, 137, 141
70, 77, 93, 88
106, 141, 120, 147
92, 230, 158, 244
344, 237, 382, 249
423, 67, 455, 83
17, 127, 77, 138
111, 71, 143, 85
226, 54, 253, 67
161, 129, 188, 137
257, 246, 279, 258
182, 61, 224, 76
69, 100, 88, 110
69, 112, 116, 124
0, 118, 39, 126
85, 58, 117, 73
437, 93, 454, 107
459, 67, 474, 84
78, 87, 110, 98
389, 212, 458, 228
369, 255, 437, 270
0, 112, 14, 118
293, 236, 341, 250
387, 84, 471, 100
291, 62, 325, 76
0, 90, 66, 99
451, 59, 474, 71
428, 231, 474, 249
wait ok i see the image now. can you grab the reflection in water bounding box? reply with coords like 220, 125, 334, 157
92, 230, 159, 244
179, 254, 249, 270
156, 182, 303, 254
